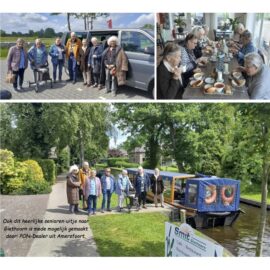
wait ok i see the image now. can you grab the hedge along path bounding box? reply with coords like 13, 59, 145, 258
27, 173, 99, 257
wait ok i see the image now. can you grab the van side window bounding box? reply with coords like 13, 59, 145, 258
121, 31, 153, 53
64, 32, 88, 45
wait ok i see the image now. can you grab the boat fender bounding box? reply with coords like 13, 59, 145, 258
221, 186, 235, 206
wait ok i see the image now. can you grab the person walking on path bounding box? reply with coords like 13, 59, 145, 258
65, 32, 82, 84
49, 37, 65, 83
79, 161, 90, 209
150, 168, 164, 208
66, 165, 81, 213
116, 169, 133, 212
7, 38, 28, 91
100, 168, 115, 213
134, 166, 150, 210
83, 169, 101, 217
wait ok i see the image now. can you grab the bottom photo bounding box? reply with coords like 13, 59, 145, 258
0, 103, 269, 257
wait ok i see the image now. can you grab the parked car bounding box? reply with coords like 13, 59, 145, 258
61, 29, 155, 97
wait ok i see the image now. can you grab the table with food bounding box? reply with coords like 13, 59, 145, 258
182, 42, 249, 100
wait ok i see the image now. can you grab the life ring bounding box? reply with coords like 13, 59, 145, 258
221, 186, 235, 205
204, 185, 217, 204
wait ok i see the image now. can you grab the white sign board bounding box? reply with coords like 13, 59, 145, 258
165, 222, 224, 257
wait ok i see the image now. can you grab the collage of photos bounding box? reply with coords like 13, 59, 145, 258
0, 11, 269, 262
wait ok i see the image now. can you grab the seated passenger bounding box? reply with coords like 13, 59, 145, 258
157, 42, 184, 99
244, 52, 270, 99
231, 30, 257, 66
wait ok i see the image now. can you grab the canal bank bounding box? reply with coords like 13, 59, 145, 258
240, 198, 270, 210
200, 203, 270, 256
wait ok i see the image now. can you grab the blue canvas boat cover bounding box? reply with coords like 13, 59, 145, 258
184, 178, 240, 212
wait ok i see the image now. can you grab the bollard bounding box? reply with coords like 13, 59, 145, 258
180, 209, 186, 223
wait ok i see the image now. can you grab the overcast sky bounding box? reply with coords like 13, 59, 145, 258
0, 13, 154, 33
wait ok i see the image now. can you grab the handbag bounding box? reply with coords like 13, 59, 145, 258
6, 72, 16, 84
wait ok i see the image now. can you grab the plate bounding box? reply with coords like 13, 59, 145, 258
205, 77, 215, 84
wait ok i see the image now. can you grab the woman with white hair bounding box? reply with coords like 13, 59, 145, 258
116, 169, 133, 212
134, 166, 150, 210
244, 52, 270, 99
7, 38, 28, 91
66, 165, 80, 213
102, 35, 128, 96
83, 169, 102, 216
88, 37, 104, 89
157, 42, 184, 99
150, 168, 165, 208
191, 26, 205, 58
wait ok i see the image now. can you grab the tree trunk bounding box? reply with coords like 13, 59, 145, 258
79, 130, 84, 167
255, 124, 269, 256
67, 13, 71, 31
84, 15, 87, 30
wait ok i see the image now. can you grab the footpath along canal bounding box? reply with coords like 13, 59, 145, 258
200, 203, 270, 256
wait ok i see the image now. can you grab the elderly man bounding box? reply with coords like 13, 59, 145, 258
134, 166, 150, 210
231, 30, 257, 66
28, 39, 48, 86
7, 38, 28, 91
244, 52, 270, 99
79, 161, 90, 209
65, 32, 82, 84
100, 167, 115, 212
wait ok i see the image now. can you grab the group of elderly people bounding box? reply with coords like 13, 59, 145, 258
157, 23, 270, 99
7, 32, 128, 95
66, 163, 165, 217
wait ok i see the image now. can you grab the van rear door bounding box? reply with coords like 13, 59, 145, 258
119, 30, 154, 91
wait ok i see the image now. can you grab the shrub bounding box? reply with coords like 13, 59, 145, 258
23, 160, 44, 182
107, 157, 129, 167
114, 160, 139, 168
20, 180, 52, 195
56, 147, 70, 174
36, 159, 56, 184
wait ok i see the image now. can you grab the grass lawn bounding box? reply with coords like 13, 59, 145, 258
241, 193, 270, 204
89, 212, 169, 256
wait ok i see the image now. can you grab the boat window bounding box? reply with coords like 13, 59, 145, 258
221, 185, 235, 206
174, 179, 186, 204
187, 184, 197, 205
163, 177, 172, 202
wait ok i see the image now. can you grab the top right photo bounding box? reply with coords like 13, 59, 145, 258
157, 13, 270, 100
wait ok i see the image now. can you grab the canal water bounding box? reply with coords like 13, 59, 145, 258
200, 203, 270, 256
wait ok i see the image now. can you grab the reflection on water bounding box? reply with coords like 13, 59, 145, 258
200, 204, 270, 257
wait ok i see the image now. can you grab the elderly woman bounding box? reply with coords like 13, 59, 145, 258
65, 32, 82, 84
83, 169, 102, 217
191, 26, 205, 58
79, 39, 91, 87
134, 166, 150, 210
150, 168, 164, 208
67, 165, 81, 213
244, 52, 270, 99
181, 33, 207, 87
103, 36, 128, 96
157, 42, 184, 99
116, 169, 133, 212
28, 39, 48, 84
7, 38, 28, 91
49, 37, 65, 83
79, 161, 90, 209
88, 37, 104, 89
202, 25, 214, 46
233, 23, 245, 44
231, 30, 257, 66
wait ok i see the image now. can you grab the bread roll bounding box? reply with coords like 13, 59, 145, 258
206, 87, 216, 93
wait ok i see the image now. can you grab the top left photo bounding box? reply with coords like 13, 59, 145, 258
0, 13, 155, 100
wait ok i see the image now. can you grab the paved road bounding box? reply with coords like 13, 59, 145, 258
27, 174, 99, 257
0, 193, 50, 256
0, 60, 152, 100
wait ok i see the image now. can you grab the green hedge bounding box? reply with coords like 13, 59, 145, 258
36, 159, 56, 184
107, 157, 129, 167
114, 161, 139, 168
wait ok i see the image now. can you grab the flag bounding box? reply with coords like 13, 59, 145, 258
107, 19, 112, 29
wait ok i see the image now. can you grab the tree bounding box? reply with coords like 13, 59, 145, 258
44, 28, 56, 38
73, 13, 110, 30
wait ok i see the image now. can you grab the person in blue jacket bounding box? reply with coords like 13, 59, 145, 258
28, 39, 48, 83
88, 37, 104, 89
134, 166, 150, 210
115, 169, 133, 212
49, 37, 65, 83
100, 167, 115, 212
